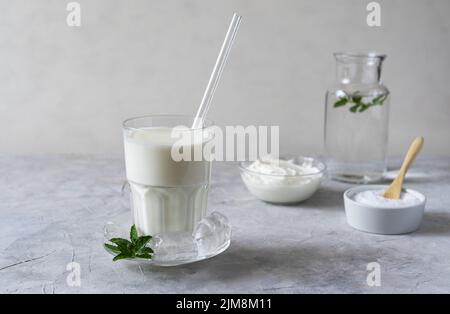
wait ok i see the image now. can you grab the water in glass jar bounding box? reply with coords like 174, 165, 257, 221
324, 90, 389, 183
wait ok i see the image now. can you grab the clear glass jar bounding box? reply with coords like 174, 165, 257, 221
324, 52, 390, 183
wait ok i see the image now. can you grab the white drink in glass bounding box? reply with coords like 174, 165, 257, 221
123, 116, 212, 236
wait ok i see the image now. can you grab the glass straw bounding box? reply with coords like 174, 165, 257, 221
192, 13, 242, 129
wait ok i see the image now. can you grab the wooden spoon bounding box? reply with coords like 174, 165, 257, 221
384, 137, 424, 199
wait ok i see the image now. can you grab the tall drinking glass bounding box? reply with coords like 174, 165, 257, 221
122, 115, 214, 236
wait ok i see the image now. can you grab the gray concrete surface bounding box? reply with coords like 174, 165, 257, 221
1, 154, 450, 293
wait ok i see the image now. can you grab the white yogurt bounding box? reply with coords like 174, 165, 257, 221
247, 158, 317, 177
353, 189, 422, 208
241, 157, 324, 204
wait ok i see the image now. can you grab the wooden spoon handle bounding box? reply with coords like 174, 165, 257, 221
398, 137, 424, 177
384, 136, 424, 199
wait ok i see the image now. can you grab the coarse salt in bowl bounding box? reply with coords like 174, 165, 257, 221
344, 185, 426, 234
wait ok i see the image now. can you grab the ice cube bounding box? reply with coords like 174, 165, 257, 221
193, 212, 231, 257
151, 232, 198, 263
148, 212, 231, 264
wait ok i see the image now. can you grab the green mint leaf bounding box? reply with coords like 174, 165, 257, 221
110, 239, 133, 255
137, 246, 153, 255
104, 243, 122, 254
130, 225, 138, 243
135, 253, 152, 260
372, 95, 382, 102
358, 104, 369, 112
105, 225, 154, 262
349, 103, 360, 113
110, 238, 132, 251
334, 91, 387, 113
128, 243, 137, 255
352, 95, 362, 104
110, 238, 132, 246
372, 94, 387, 106
135, 236, 152, 250
113, 253, 131, 262
334, 97, 348, 107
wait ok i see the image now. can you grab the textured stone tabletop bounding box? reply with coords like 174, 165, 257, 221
1, 154, 450, 294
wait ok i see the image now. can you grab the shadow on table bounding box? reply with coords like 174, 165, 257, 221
415, 211, 450, 236
127, 242, 380, 288
291, 185, 347, 211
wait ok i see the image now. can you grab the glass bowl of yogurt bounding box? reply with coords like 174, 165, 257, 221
344, 185, 426, 235
239, 156, 326, 204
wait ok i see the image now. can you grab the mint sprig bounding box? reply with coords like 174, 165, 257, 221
104, 225, 153, 262
334, 92, 387, 112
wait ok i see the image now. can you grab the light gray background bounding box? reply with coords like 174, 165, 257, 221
0, 0, 449, 156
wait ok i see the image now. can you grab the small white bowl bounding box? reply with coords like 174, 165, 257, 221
239, 156, 326, 204
344, 185, 426, 235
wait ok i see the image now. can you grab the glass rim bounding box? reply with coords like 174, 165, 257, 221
122, 114, 214, 131
334, 51, 386, 60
